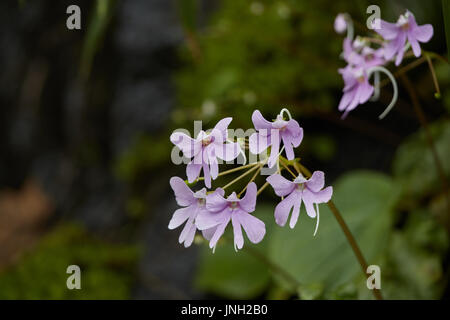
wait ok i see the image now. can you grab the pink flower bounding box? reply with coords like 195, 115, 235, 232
334, 13, 347, 34
170, 118, 241, 188
338, 66, 374, 118
266, 171, 332, 232
249, 110, 303, 168
343, 38, 385, 69
375, 10, 433, 66
196, 182, 266, 251
168, 177, 215, 248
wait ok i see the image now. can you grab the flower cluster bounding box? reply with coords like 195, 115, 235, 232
169, 109, 333, 251
334, 10, 433, 118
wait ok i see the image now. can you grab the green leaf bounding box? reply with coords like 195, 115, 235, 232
80, 0, 117, 79
194, 205, 274, 299
268, 171, 399, 297
392, 120, 450, 200
297, 282, 324, 300
0, 224, 139, 299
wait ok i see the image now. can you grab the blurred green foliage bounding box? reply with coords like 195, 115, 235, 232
115, 135, 171, 184
196, 169, 449, 299
174, 0, 354, 127
393, 120, 450, 202
0, 225, 139, 299
269, 171, 398, 294
80, 0, 117, 79
195, 206, 275, 299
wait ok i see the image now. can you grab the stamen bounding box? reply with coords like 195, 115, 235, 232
202, 136, 213, 146
296, 183, 305, 191
229, 201, 239, 209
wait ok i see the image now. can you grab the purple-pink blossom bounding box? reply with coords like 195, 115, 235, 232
196, 182, 266, 251
375, 10, 433, 66
334, 13, 347, 34
169, 176, 214, 248
267, 171, 332, 232
338, 66, 374, 118
170, 118, 241, 188
249, 110, 303, 168
343, 38, 385, 69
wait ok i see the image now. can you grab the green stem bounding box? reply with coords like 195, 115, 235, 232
221, 164, 260, 190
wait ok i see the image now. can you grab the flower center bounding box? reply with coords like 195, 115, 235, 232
397, 14, 410, 30
198, 198, 206, 206
202, 136, 214, 146
229, 201, 239, 209
296, 183, 305, 191
357, 75, 365, 83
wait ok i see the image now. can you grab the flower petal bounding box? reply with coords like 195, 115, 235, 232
179, 217, 195, 244
414, 24, 433, 42
213, 117, 232, 140
252, 110, 273, 130
394, 32, 407, 66
196, 209, 224, 230
305, 171, 325, 192
215, 141, 241, 161
266, 174, 295, 197
202, 227, 216, 241
376, 20, 399, 40
408, 32, 421, 57
359, 80, 374, 104
168, 206, 195, 230
236, 210, 266, 244
289, 197, 301, 229
282, 134, 295, 160
209, 214, 231, 250
209, 156, 219, 180
285, 119, 303, 147
186, 161, 202, 183
249, 132, 270, 155
274, 191, 298, 226
169, 176, 195, 206
383, 38, 401, 61
231, 214, 244, 250
203, 161, 211, 188
338, 90, 355, 112
312, 186, 333, 203
239, 182, 257, 213
183, 222, 197, 248
206, 188, 228, 213
268, 131, 281, 168
346, 83, 363, 112
170, 132, 199, 158
302, 190, 317, 218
